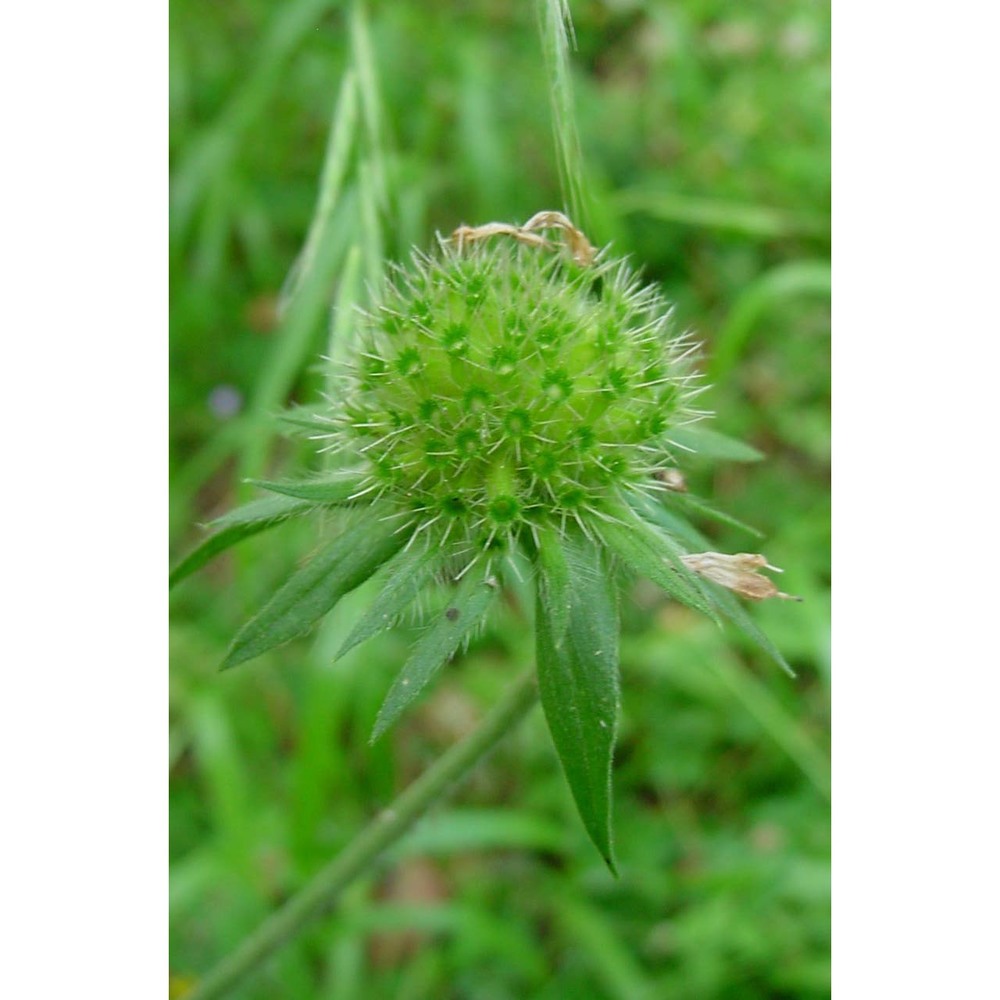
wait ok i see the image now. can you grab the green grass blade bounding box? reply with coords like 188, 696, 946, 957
394, 808, 566, 856
169, 416, 251, 538
535, 0, 589, 225
171, 0, 335, 241
186, 695, 255, 872
283, 68, 360, 307
169, 494, 316, 588
536, 530, 619, 873
223, 513, 412, 669
705, 654, 828, 798
349, 0, 390, 216
336, 543, 441, 659
371, 571, 501, 742
237, 190, 358, 486
613, 188, 829, 240
709, 260, 832, 381
358, 158, 386, 293
326, 244, 364, 377
553, 894, 657, 1000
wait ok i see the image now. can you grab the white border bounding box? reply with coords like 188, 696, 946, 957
2, 3, 166, 995
833, 1, 998, 994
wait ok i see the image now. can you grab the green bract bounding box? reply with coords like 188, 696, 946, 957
172, 224, 792, 870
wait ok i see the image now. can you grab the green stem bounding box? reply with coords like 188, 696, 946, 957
187, 670, 539, 1000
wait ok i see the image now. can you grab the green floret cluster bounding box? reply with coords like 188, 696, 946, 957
331, 238, 705, 556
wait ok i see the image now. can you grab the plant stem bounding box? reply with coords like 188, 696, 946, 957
187, 669, 539, 1000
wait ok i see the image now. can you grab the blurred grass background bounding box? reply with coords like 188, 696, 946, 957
169, 1, 830, 997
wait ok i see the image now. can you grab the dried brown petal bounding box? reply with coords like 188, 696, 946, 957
680, 552, 800, 601
449, 210, 596, 267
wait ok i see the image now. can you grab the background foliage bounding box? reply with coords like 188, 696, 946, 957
170, 0, 830, 996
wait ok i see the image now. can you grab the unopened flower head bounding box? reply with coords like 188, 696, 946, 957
323, 219, 706, 567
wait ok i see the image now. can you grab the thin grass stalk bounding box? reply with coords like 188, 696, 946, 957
535, 0, 590, 228
283, 68, 360, 309
186, 670, 539, 1000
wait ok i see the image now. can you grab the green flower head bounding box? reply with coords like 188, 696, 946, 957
326, 222, 705, 567
173, 213, 796, 870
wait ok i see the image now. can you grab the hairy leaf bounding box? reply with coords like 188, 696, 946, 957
223, 513, 412, 669
668, 426, 763, 463
249, 473, 366, 503
536, 531, 619, 873
371, 570, 501, 742
336, 542, 441, 659
666, 491, 764, 539
278, 407, 339, 435
626, 490, 705, 550
630, 494, 792, 675
535, 524, 572, 647
599, 503, 720, 624
169, 494, 315, 588
704, 583, 796, 678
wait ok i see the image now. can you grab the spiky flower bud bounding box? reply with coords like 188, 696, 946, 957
327, 228, 704, 564
177, 213, 796, 870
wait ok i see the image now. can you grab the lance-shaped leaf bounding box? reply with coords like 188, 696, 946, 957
248, 474, 369, 503
169, 494, 316, 589
371, 570, 501, 742
629, 495, 794, 676
278, 407, 339, 435
536, 531, 620, 874
535, 523, 572, 647
666, 491, 764, 539
701, 582, 796, 678
667, 426, 763, 462
223, 513, 412, 670
626, 490, 705, 550
599, 502, 720, 624
336, 542, 441, 660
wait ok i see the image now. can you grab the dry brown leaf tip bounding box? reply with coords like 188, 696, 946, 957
680, 552, 801, 602
449, 210, 597, 267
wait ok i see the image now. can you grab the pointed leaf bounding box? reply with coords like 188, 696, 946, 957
223, 514, 412, 669
599, 503, 720, 624
278, 407, 339, 435
630, 495, 792, 675
371, 570, 501, 742
626, 490, 706, 550
535, 524, 572, 647
668, 426, 764, 462
626, 494, 791, 674
667, 491, 764, 539
704, 583, 796, 678
248, 473, 366, 503
336, 543, 441, 659
169, 494, 315, 588
536, 531, 620, 873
